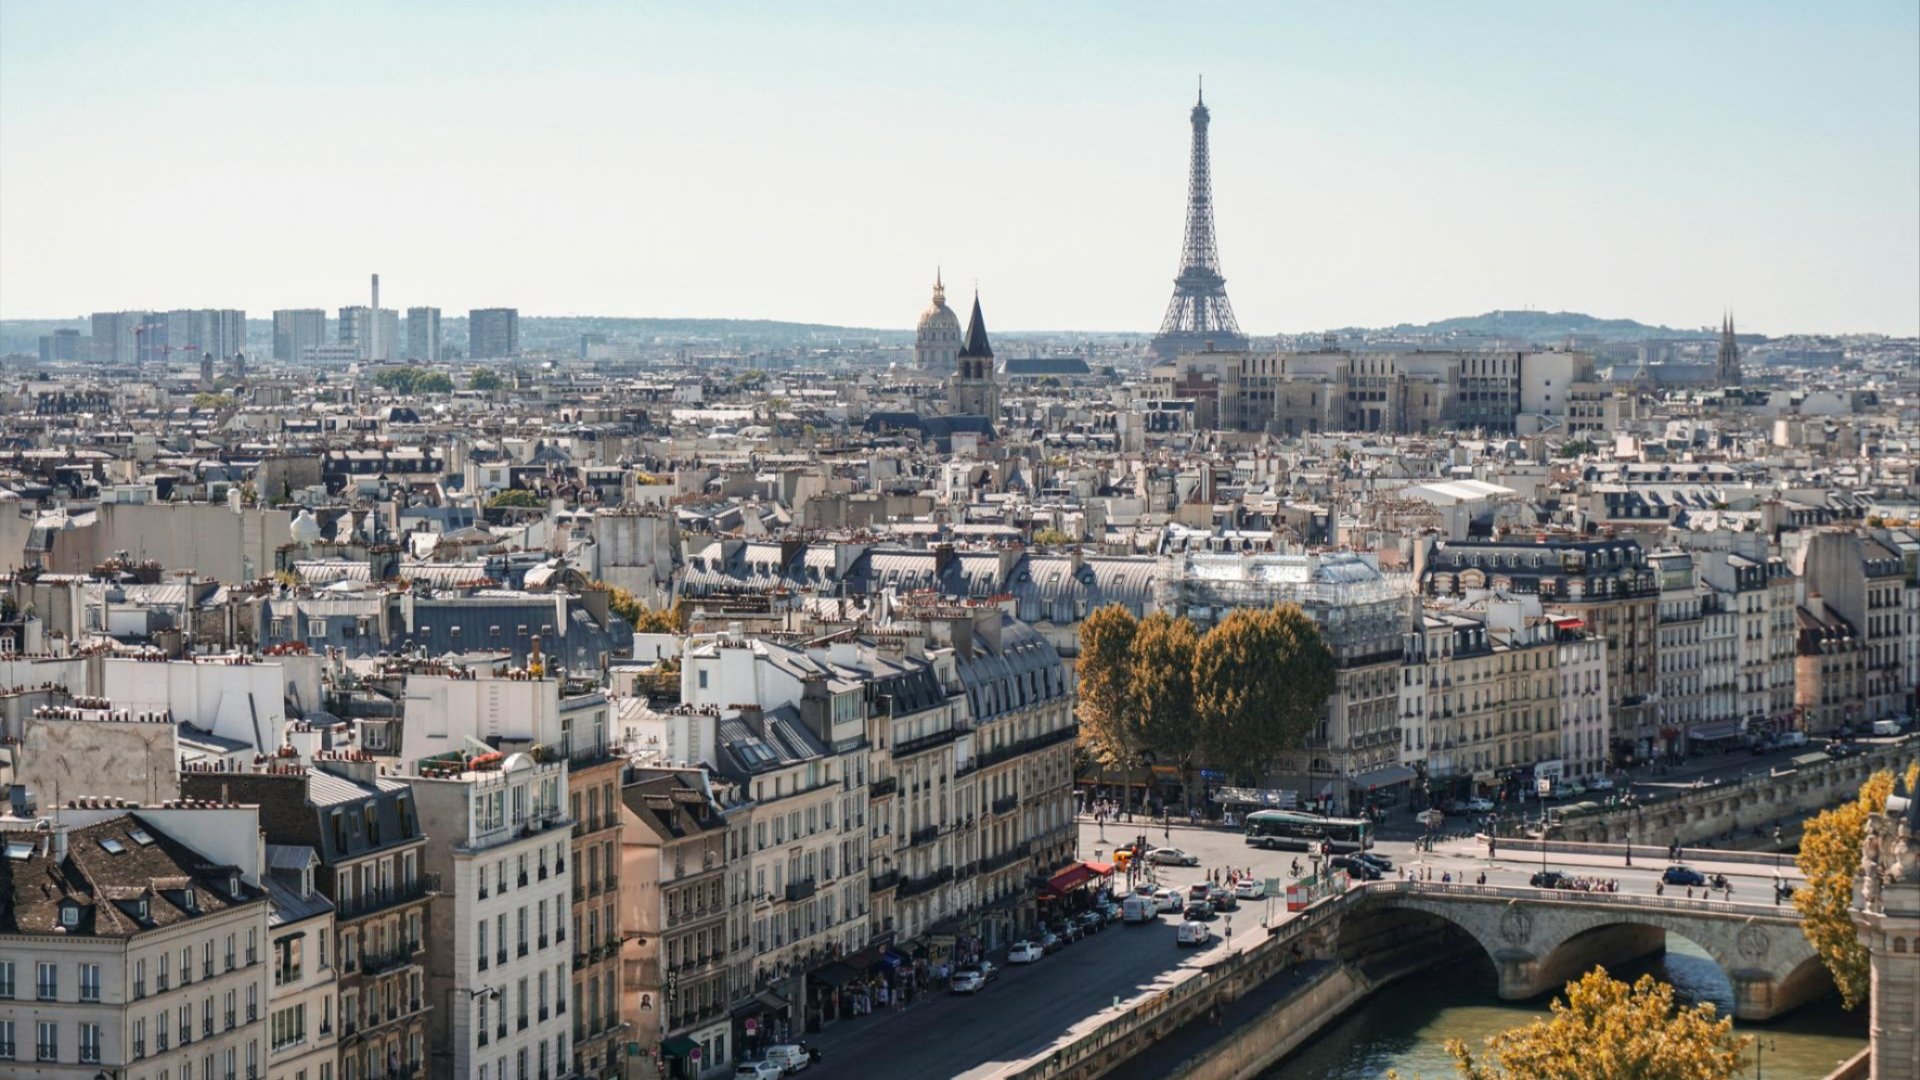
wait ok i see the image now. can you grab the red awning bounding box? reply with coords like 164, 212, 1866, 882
1083, 861, 1115, 877
1044, 863, 1094, 894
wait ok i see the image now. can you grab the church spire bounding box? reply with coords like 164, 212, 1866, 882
959, 291, 993, 360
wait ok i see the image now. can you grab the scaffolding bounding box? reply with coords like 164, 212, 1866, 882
1154, 551, 1416, 651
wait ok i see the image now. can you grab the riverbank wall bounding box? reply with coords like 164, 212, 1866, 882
999, 895, 1352, 1080
1547, 745, 1918, 848
1158, 964, 1369, 1080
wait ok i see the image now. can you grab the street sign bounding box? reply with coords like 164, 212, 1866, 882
690, 1047, 702, 1063
744, 1018, 757, 1036
1536, 778, 1552, 798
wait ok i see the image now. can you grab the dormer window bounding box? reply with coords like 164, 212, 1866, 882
183, 888, 198, 912
134, 897, 149, 920
60, 902, 81, 928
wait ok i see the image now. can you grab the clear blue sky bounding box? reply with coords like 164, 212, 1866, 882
3, 1, 1915, 335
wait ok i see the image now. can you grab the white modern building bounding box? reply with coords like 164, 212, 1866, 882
408, 753, 574, 1080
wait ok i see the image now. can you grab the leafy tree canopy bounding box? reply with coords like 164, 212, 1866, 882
1074, 605, 1140, 768
1795, 762, 1918, 1008
374, 366, 454, 395
469, 369, 505, 392
488, 488, 545, 509
1191, 604, 1335, 770
1437, 969, 1749, 1080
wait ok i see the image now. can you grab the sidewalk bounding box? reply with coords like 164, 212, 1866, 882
1438, 837, 1806, 883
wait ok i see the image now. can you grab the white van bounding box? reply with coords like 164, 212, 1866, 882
763, 1045, 811, 1073
1776, 731, 1808, 748
1175, 920, 1212, 947
1122, 895, 1157, 924
1871, 720, 1901, 737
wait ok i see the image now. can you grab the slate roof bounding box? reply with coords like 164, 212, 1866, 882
1, 813, 262, 937
959, 295, 993, 359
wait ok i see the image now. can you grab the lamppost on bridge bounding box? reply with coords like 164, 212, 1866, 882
1753, 1035, 1776, 1079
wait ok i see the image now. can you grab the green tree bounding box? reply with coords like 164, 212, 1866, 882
469, 369, 504, 392
1076, 605, 1142, 807
1031, 528, 1074, 546
415, 371, 453, 393
1129, 612, 1200, 811
1191, 605, 1335, 776
488, 489, 545, 509
1795, 763, 1915, 1008
191, 392, 236, 410
1439, 968, 1749, 1080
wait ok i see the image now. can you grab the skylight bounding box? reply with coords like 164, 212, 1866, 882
128, 829, 155, 846
4, 840, 33, 861
99, 837, 127, 854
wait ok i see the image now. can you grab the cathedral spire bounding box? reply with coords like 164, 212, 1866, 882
959, 291, 993, 360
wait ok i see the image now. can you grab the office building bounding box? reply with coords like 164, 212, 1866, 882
469, 309, 520, 359
274, 310, 328, 364
406, 308, 442, 362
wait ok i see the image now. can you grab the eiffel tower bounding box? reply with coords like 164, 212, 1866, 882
1150, 80, 1248, 359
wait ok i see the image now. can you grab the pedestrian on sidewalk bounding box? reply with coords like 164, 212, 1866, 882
1624, 846, 1632, 867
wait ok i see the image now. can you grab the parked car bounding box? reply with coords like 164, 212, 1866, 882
1187, 882, 1213, 901
1077, 911, 1106, 934
1154, 888, 1185, 913
1416, 808, 1446, 828
763, 1045, 811, 1073
736, 1063, 784, 1080
1038, 931, 1062, 954
1331, 855, 1381, 881
1465, 797, 1495, 813
1149, 847, 1201, 866
1530, 870, 1570, 889
1207, 886, 1238, 911
1234, 878, 1266, 899
1662, 865, 1707, 887
1007, 941, 1044, 964
1054, 921, 1082, 944
1175, 920, 1213, 947
1184, 899, 1215, 920
950, 969, 986, 994
1560, 780, 1588, 798
1122, 895, 1158, 924
1134, 881, 1159, 896
1099, 900, 1124, 922
1588, 776, 1616, 791
1351, 851, 1393, 872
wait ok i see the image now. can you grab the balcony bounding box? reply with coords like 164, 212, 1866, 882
990, 794, 1019, 815
893, 726, 962, 758
980, 842, 1031, 874
360, 940, 421, 977
899, 866, 953, 898
909, 824, 941, 848
338, 873, 440, 920
868, 870, 901, 893
784, 877, 817, 903
868, 776, 898, 799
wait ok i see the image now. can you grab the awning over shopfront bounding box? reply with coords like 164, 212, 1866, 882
661, 1035, 700, 1058
1689, 721, 1742, 741
730, 990, 791, 1019
1351, 764, 1417, 790
811, 962, 859, 988
1045, 863, 1094, 894
1043, 860, 1116, 895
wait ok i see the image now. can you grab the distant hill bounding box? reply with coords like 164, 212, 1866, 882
1344, 310, 1704, 343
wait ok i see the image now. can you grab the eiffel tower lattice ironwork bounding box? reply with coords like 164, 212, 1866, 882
1151, 80, 1248, 359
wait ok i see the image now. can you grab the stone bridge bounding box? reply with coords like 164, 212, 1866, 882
1336, 882, 1826, 1021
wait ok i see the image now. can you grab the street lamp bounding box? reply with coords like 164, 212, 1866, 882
1753, 1036, 1777, 1079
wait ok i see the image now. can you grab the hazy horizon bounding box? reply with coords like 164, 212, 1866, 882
3, 2, 1916, 336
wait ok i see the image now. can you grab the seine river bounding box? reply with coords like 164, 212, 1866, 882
1263, 937, 1866, 1079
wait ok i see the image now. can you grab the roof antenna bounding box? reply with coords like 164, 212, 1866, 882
1197, 74, 1204, 105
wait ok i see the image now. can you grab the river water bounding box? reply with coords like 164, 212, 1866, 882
1263, 937, 1866, 1079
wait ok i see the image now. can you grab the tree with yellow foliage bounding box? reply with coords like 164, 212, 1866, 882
1440, 968, 1749, 1080
1793, 760, 1919, 1008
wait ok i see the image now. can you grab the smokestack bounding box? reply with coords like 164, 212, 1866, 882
371, 273, 381, 360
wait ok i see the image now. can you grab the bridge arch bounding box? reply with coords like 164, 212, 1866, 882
1343, 885, 1823, 1021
